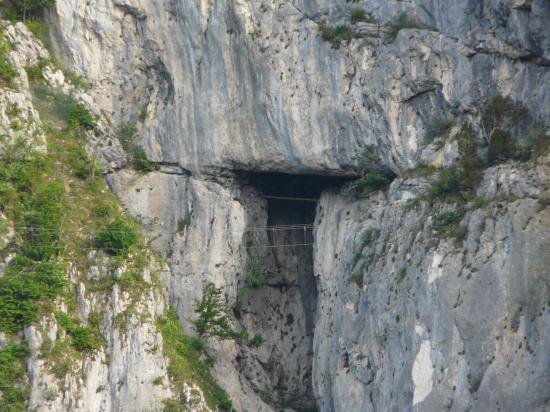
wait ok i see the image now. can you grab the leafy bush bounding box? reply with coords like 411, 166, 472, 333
21, 181, 65, 260
350, 170, 392, 197
362, 228, 380, 247
25, 58, 49, 83
481, 95, 528, 140
62, 69, 88, 89
117, 122, 137, 150
433, 208, 467, 240
318, 23, 336, 42
68, 144, 101, 179
428, 166, 464, 199
401, 162, 438, 178
388, 12, 422, 42
194, 283, 235, 340
243, 257, 265, 289
0, 31, 16, 86
95, 217, 138, 255
518, 126, 549, 160
334, 25, 353, 40
348, 273, 364, 288
53, 93, 95, 130
0, 58, 17, 85
424, 116, 453, 144
248, 334, 264, 348
350, 8, 375, 24
318, 23, 352, 43
91, 203, 113, 218
0, 342, 29, 411
56, 313, 101, 352
131, 146, 160, 172
158, 307, 232, 410
456, 122, 485, 190
25, 19, 47, 40
0, 261, 66, 333
488, 129, 515, 164
117, 122, 159, 173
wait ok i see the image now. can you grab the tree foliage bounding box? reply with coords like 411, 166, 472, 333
95, 217, 138, 255
5, 0, 56, 21
193, 283, 236, 340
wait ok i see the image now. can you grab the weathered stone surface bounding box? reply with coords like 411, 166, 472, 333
51, 0, 549, 174
312, 155, 550, 411
9, 0, 548, 410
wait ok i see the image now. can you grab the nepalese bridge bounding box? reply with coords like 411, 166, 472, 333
15, 222, 319, 252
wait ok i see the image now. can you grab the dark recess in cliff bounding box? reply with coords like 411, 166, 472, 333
238, 172, 351, 410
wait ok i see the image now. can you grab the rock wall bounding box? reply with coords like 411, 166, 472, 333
313, 157, 550, 411
51, 0, 549, 173
22, 0, 550, 410
0, 23, 211, 412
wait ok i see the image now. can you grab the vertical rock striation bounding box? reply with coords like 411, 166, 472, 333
17, 0, 549, 410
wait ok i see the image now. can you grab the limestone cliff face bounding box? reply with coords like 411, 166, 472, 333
0, 23, 209, 412
51, 0, 549, 173
13, 0, 549, 411
313, 158, 550, 411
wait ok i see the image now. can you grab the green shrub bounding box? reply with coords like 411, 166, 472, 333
243, 257, 265, 289
117, 122, 137, 151
95, 217, 138, 255
482, 95, 528, 139
424, 116, 453, 144
0, 135, 32, 162
518, 126, 549, 160
0, 58, 17, 85
0, 261, 66, 333
350, 8, 375, 24
132, 146, 160, 173
428, 166, 464, 199
318, 23, 336, 42
334, 25, 352, 40
388, 12, 422, 42
193, 283, 235, 340
21, 181, 65, 260
91, 203, 113, 218
56, 313, 101, 352
53, 93, 95, 130
488, 129, 515, 164
117, 122, 159, 173
62, 69, 88, 89
25, 19, 47, 40
0, 342, 29, 411
348, 273, 364, 288
433, 208, 467, 240
362, 228, 380, 247
68, 145, 101, 179
318, 23, 352, 43
25, 58, 49, 83
350, 170, 392, 197
456, 122, 485, 189
401, 162, 438, 178
158, 307, 232, 410
248, 334, 264, 348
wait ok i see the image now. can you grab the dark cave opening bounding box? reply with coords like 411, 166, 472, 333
238, 171, 352, 410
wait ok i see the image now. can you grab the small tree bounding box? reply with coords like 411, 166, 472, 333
194, 283, 235, 340
481, 95, 528, 144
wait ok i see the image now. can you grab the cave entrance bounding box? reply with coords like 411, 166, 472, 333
238, 171, 351, 410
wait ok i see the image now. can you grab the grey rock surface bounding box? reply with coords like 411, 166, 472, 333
51, 0, 549, 174
14, 0, 549, 410
313, 156, 550, 411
